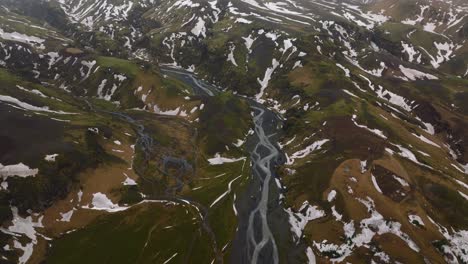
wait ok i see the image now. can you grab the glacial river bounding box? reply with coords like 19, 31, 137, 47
160, 66, 295, 264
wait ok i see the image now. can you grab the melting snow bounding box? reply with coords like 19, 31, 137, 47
0, 28, 45, 49
327, 190, 337, 202
408, 214, 424, 226
386, 145, 432, 169
191, 17, 206, 38
59, 210, 74, 222
392, 175, 409, 187
371, 174, 382, 193
411, 133, 440, 148
153, 105, 184, 116
0, 163, 38, 178
0, 207, 43, 264
122, 173, 137, 186
285, 201, 325, 243
209, 174, 242, 207
401, 42, 421, 63
352, 115, 386, 139
0, 95, 74, 114
227, 43, 238, 66
459, 191, 468, 201
235, 18, 252, 24
336, 63, 350, 77
208, 153, 246, 165
429, 217, 468, 263
44, 154, 59, 162
286, 139, 330, 165
80, 60, 96, 81
360, 160, 367, 173
399, 65, 438, 81
256, 59, 280, 102
314, 197, 419, 261
242, 34, 256, 53
85, 192, 128, 212
423, 22, 437, 33
306, 247, 316, 264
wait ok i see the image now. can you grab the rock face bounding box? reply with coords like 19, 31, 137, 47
0, 0, 467, 263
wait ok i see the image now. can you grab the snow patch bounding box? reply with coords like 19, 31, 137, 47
44, 154, 59, 162
208, 153, 246, 165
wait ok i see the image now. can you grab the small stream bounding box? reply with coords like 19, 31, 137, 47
85, 98, 223, 263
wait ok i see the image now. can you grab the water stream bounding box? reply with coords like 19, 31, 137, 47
161, 66, 293, 264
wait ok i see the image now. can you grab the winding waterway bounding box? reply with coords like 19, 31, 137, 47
161, 66, 293, 264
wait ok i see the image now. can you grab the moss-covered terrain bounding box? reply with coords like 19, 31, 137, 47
0, 0, 467, 263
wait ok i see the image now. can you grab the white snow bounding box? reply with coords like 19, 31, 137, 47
432, 42, 456, 69
408, 214, 424, 226
401, 42, 421, 63
419, 120, 435, 135
343, 89, 358, 98
376, 85, 414, 112
163, 253, 178, 264
399, 65, 438, 81
44, 154, 59, 162
191, 17, 206, 38
411, 133, 440, 148
459, 191, 468, 201
208, 153, 246, 165
401, 5, 428, 26
455, 179, 468, 190
331, 206, 343, 221
286, 139, 330, 165
0, 207, 43, 264
387, 144, 432, 169
80, 60, 96, 81
360, 160, 367, 173
242, 34, 256, 53
256, 59, 280, 102
85, 192, 128, 212
314, 197, 420, 261
227, 44, 238, 66
153, 105, 184, 116
327, 190, 337, 202
429, 217, 468, 263
371, 174, 383, 193
234, 139, 245, 147
0, 28, 45, 48
168, 0, 200, 11
293, 61, 302, 69
0, 163, 38, 178
423, 22, 436, 33
352, 115, 386, 139
122, 174, 137, 186
285, 201, 325, 242
59, 210, 74, 222
0, 95, 74, 114
336, 63, 350, 77
209, 174, 242, 207
392, 175, 409, 187
97, 79, 107, 99
16, 85, 50, 99
306, 247, 316, 264
77, 190, 83, 203
235, 18, 252, 24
